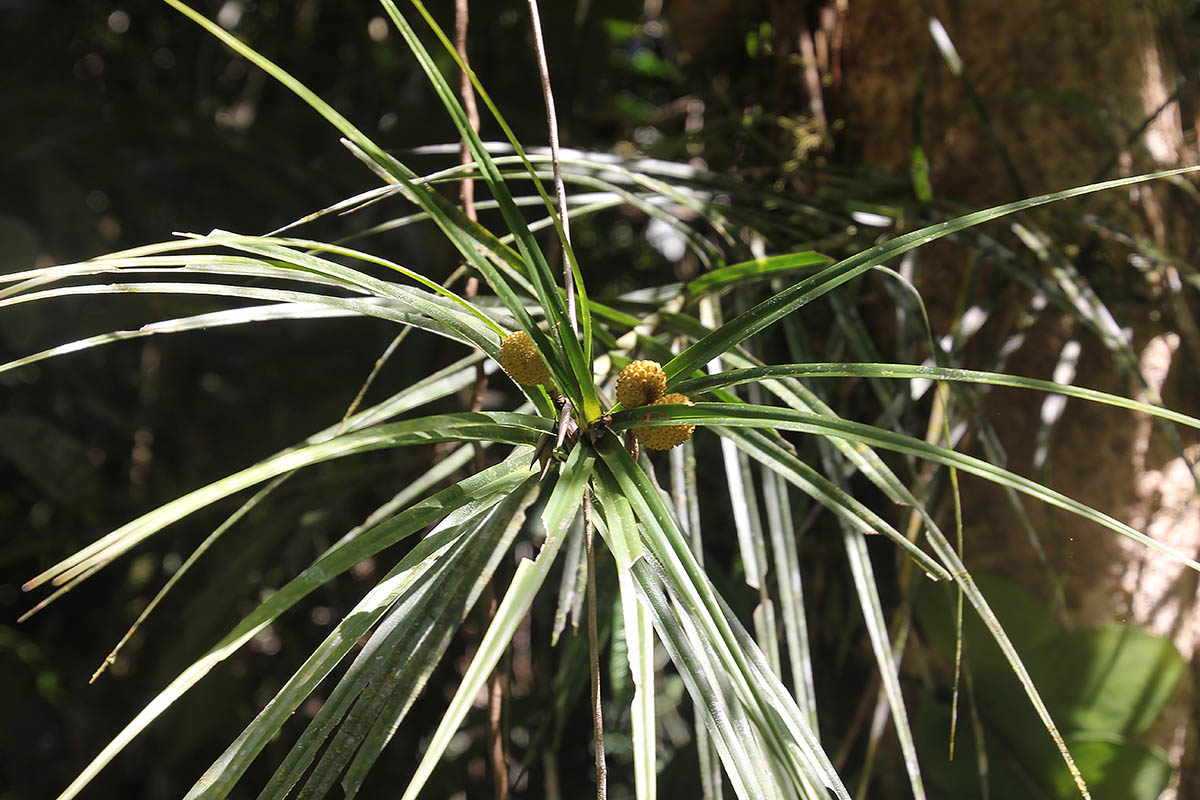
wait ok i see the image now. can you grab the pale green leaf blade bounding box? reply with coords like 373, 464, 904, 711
396, 444, 593, 800
25, 413, 550, 594
670, 363, 1200, 431
595, 489, 656, 800
50, 455, 535, 800
612, 402, 1200, 574
663, 165, 1200, 381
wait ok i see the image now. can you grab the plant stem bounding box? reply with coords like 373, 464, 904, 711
583, 488, 607, 799
526, 0, 577, 336
456, 3, 506, 799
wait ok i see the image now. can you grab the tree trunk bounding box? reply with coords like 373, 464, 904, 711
834, 1, 1200, 796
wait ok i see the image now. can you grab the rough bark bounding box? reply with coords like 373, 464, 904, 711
834, 1, 1200, 796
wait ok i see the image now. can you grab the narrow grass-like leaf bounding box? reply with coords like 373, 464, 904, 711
760, 468, 817, 725
295, 481, 539, 800
685, 252, 832, 298
380, 1, 599, 420
0, 282, 498, 358
0, 303, 355, 376
668, 438, 724, 800
396, 444, 593, 800
51, 455, 535, 800
662, 165, 1200, 381
596, 490, 657, 800
718, 426, 951, 582
842, 527, 926, 799
157, 0, 561, 414
401, 3, 601, 366
628, 552, 783, 800
336, 483, 537, 798
187, 481, 535, 799
551, 514, 586, 645
25, 413, 550, 595
596, 437, 851, 799
189, 231, 504, 333
592, 468, 772, 800
613, 402, 1200, 574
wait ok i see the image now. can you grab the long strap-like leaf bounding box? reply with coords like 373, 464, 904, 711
663, 165, 1200, 381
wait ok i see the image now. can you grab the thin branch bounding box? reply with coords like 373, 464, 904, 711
526, 0, 578, 335
456, 3, 506, 799
584, 488, 607, 799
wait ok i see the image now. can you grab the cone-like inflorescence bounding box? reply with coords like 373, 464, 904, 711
634, 392, 696, 450
616, 360, 667, 408
499, 331, 552, 386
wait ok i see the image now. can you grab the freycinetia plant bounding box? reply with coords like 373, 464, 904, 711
9, 2, 1200, 799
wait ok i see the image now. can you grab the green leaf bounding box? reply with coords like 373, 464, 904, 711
915, 573, 1059, 664
685, 252, 832, 298
0, 303, 357, 376
380, 0, 599, 420
187, 480, 535, 799
670, 363, 1200, 432
666, 440, 725, 799
158, 0, 560, 417
662, 165, 1200, 382
50, 455, 535, 800
714, 427, 952, 581
307, 481, 538, 800
611, 402, 1200, 575
1032, 626, 1185, 738
596, 437, 851, 799
595, 490, 657, 800
396, 443, 593, 800
1047, 736, 1173, 800
842, 527, 927, 799
0, 280, 499, 359
25, 412, 550, 596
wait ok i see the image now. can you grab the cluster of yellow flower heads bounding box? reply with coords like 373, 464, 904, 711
499, 334, 695, 451
617, 360, 695, 451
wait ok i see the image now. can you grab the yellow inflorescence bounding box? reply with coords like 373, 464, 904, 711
499, 331, 552, 386
634, 392, 695, 451
616, 360, 667, 408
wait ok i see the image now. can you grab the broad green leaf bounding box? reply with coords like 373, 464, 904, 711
914, 577, 1181, 800
1046, 736, 1172, 800
1033, 627, 1184, 738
